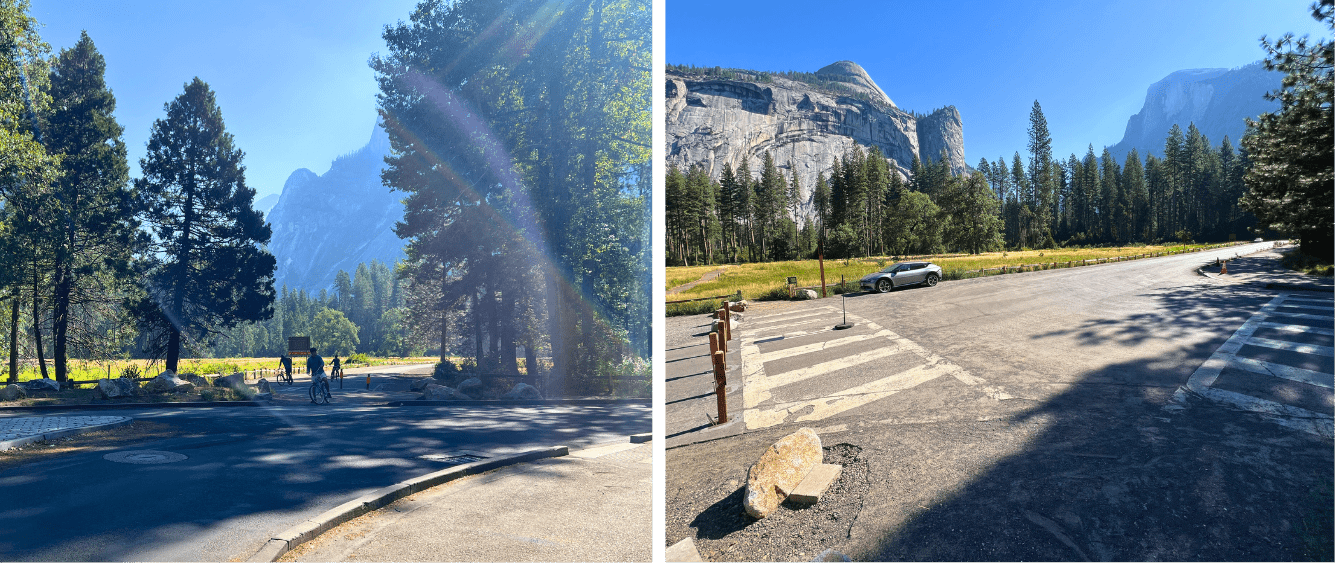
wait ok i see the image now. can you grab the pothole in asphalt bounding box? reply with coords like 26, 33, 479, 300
104, 450, 188, 464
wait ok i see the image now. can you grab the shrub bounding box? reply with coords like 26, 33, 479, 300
433, 360, 460, 382
347, 353, 369, 364
666, 299, 723, 317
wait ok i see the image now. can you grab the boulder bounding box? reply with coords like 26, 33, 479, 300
1, 384, 26, 401
409, 378, 435, 392
148, 373, 193, 393
744, 427, 823, 519
21, 378, 60, 392
799, 289, 819, 300
95, 378, 138, 399
256, 379, 272, 394
179, 372, 209, 387
456, 377, 483, 397
501, 382, 543, 400
728, 300, 749, 312
213, 372, 245, 390
252, 392, 273, 402
116, 377, 141, 397
422, 384, 471, 401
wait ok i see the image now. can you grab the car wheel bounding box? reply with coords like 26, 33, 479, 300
876, 278, 892, 293
926, 273, 939, 287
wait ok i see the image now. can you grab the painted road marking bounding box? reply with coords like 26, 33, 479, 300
1175, 292, 1334, 437
1230, 356, 1335, 389
1247, 337, 1335, 357
1259, 322, 1335, 336
758, 330, 894, 363
740, 309, 986, 430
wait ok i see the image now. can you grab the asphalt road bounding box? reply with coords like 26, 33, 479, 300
667, 242, 1334, 561
0, 366, 650, 561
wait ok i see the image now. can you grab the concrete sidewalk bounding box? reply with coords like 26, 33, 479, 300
0, 415, 132, 450
281, 439, 652, 562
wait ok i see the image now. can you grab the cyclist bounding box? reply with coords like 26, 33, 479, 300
278, 354, 293, 384
306, 347, 327, 403
330, 355, 342, 388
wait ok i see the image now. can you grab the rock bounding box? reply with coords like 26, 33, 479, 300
213, 372, 245, 390
728, 300, 748, 312
711, 318, 733, 333
501, 382, 542, 400
666, 62, 966, 215
148, 373, 193, 393
744, 427, 823, 519
179, 372, 209, 387
1, 384, 26, 401
456, 377, 483, 397
422, 384, 471, 401
115, 377, 141, 397
252, 392, 273, 401
21, 378, 60, 392
256, 379, 272, 394
95, 378, 135, 399
799, 289, 819, 300
409, 378, 434, 392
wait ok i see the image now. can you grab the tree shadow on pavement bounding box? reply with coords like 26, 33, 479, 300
0, 403, 650, 562
854, 342, 1333, 562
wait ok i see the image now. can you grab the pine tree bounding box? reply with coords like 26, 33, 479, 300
134, 78, 276, 372
41, 32, 134, 382
1241, 0, 1333, 256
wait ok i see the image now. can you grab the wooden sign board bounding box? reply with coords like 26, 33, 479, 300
288, 336, 311, 356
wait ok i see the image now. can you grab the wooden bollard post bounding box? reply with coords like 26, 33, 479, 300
721, 304, 732, 353
709, 332, 728, 424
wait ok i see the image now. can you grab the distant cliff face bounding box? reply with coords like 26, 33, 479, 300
1107, 62, 1281, 160
267, 124, 404, 293
665, 61, 965, 211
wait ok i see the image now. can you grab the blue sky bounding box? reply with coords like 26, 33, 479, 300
33, 0, 421, 199
667, 0, 1331, 165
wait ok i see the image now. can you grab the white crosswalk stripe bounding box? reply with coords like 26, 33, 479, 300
738, 307, 986, 430
1174, 292, 1334, 437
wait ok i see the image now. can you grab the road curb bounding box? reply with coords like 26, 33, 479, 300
0, 400, 267, 412
386, 398, 651, 406
0, 416, 133, 451
246, 445, 571, 562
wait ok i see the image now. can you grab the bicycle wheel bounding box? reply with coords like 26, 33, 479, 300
315, 380, 330, 404
309, 382, 319, 403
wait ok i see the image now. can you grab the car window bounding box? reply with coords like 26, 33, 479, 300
910, 263, 924, 270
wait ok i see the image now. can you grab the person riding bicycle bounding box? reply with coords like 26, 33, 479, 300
331, 355, 341, 379
306, 348, 327, 400
279, 354, 293, 383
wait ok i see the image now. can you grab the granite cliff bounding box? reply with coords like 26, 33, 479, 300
266, 123, 404, 293
1107, 61, 1281, 161
665, 61, 965, 211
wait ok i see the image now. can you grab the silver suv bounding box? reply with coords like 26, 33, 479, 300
859, 262, 943, 293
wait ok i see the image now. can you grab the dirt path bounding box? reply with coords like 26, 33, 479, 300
667, 265, 731, 295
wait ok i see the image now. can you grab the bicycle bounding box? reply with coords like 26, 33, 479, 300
309, 373, 331, 404
280, 369, 294, 386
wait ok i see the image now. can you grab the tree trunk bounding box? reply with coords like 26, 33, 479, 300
52, 262, 71, 383
31, 261, 48, 379
7, 292, 18, 383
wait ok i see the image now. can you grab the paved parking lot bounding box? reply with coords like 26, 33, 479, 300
1176, 291, 1334, 436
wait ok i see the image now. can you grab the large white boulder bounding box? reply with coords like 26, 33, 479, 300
21, 378, 60, 392
95, 377, 139, 399
456, 377, 484, 397
148, 373, 193, 393
500, 382, 542, 400
422, 384, 471, 401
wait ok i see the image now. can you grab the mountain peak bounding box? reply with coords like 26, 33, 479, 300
816, 60, 894, 107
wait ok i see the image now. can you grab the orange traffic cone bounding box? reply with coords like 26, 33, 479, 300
1221, 261, 1228, 275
